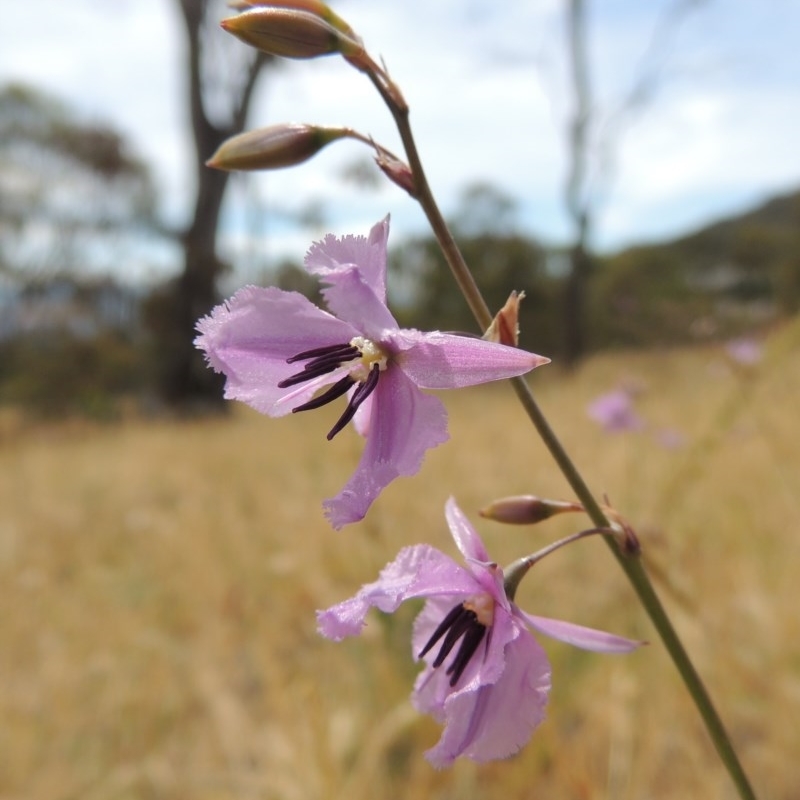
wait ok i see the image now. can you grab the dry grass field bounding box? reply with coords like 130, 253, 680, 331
2, 322, 799, 800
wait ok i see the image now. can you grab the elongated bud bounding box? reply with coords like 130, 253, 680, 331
221, 6, 364, 60
227, 0, 358, 40
207, 123, 350, 171
480, 495, 584, 525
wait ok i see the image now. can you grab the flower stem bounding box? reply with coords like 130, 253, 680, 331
367, 63, 758, 800
504, 526, 610, 601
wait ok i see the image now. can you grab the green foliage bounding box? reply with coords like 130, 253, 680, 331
392, 185, 800, 356
591, 189, 800, 348
0, 83, 170, 418
390, 230, 561, 354
388, 183, 561, 353
0, 332, 149, 419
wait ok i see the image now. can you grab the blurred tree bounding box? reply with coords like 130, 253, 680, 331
0, 83, 163, 416
562, 0, 592, 366
559, 0, 707, 364
392, 183, 558, 354
149, 0, 271, 410
0, 83, 159, 281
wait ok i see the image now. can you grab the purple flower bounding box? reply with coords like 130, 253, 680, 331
725, 337, 762, 367
195, 217, 548, 529
317, 498, 640, 767
587, 388, 644, 433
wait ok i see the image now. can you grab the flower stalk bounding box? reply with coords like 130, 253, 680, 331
359, 53, 758, 800
210, 5, 757, 792
503, 526, 610, 601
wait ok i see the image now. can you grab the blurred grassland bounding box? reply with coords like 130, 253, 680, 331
2, 322, 799, 800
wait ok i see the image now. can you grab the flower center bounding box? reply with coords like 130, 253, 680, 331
418, 593, 495, 687
347, 336, 388, 380
278, 337, 388, 440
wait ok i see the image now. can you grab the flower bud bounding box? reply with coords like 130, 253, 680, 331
221, 6, 364, 60
206, 123, 349, 171
227, 0, 357, 40
480, 495, 584, 525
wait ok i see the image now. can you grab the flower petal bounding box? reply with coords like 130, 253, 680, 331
520, 611, 643, 653
323, 366, 448, 528
194, 285, 357, 415
411, 594, 516, 719
444, 497, 491, 564
317, 265, 398, 339
392, 330, 549, 389
316, 545, 478, 641
421, 624, 551, 768
305, 216, 390, 304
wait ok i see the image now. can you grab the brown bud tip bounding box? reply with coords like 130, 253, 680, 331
480, 495, 584, 525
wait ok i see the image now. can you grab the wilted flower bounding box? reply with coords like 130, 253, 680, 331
587, 388, 644, 433
374, 151, 417, 197
317, 498, 641, 767
195, 218, 548, 528
482, 290, 524, 347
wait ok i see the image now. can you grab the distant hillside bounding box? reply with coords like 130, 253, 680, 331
590, 188, 800, 349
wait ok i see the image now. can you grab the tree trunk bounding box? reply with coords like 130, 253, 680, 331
155, 0, 268, 409
562, 0, 592, 366
563, 232, 592, 364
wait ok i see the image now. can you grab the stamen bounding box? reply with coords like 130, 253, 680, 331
300, 347, 360, 373
431, 609, 479, 668
291, 375, 355, 413
326, 363, 380, 440
279, 344, 360, 388
446, 624, 487, 686
279, 339, 387, 438
419, 604, 465, 659
286, 343, 361, 364
418, 596, 493, 687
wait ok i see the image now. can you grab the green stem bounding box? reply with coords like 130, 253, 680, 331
367, 64, 758, 800
504, 526, 610, 601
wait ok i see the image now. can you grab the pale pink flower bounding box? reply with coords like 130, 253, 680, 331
587, 388, 644, 432
195, 218, 548, 528
317, 498, 640, 767
725, 338, 762, 367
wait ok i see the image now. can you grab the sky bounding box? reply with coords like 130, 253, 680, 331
2, 0, 799, 282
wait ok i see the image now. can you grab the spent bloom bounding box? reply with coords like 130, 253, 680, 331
195, 218, 548, 528
317, 498, 640, 767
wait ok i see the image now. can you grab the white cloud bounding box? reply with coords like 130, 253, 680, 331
1, 0, 799, 278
